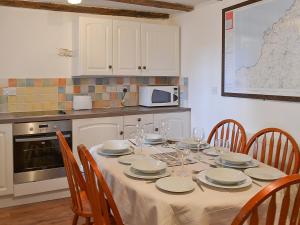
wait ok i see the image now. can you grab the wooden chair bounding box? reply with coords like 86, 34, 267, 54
56, 131, 92, 225
78, 144, 124, 225
231, 174, 300, 225
207, 119, 247, 153
244, 128, 300, 174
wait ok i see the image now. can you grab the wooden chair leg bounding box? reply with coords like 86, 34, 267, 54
85, 217, 91, 225
72, 214, 79, 225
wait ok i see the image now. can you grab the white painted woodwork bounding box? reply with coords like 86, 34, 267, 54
76, 17, 113, 75
113, 20, 141, 76
0, 124, 13, 196
13, 177, 68, 197
153, 112, 191, 140
141, 23, 180, 76
72, 117, 124, 161
123, 114, 154, 139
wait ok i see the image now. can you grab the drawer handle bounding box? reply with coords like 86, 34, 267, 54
143, 66, 147, 70
155, 128, 159, 132
109, 65, 112, 69
137, 118, 141, 122
120, 131, 124, 135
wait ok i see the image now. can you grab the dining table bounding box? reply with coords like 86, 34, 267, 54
89, 143, 279, 225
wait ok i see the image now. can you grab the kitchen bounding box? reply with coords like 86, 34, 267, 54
0, 0, 300, 225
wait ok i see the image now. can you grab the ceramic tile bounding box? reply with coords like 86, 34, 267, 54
66, 86, 73, 94
95, 85, 106, 93
8, 79, 17, 87
88, 86, 95, 93
58, 78, 67, 87
58, 87, 65, 94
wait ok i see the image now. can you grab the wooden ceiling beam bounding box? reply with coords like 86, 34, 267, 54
105, 0, 194, 12
0, 0, 170, 19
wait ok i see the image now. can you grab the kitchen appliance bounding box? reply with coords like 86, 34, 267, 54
13, 120, 72, 184
73, 95, 92, 110
139, 86, 179, 107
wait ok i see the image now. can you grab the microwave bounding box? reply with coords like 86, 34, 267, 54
139, 86, 179, 107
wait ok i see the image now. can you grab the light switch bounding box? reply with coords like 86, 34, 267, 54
3, 87, 17, 96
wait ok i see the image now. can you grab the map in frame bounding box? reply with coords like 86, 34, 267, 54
222, 0, 300, 101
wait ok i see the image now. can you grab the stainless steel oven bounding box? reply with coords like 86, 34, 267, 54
13, 120, 72, 184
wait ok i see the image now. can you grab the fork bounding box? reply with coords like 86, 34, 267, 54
192, 175, 205, 192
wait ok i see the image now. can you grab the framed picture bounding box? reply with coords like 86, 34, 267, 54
222, 0, 300, 102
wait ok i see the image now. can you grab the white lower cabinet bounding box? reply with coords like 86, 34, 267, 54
123, 114, 154, 139
154, 112, 191, 140
72, 117, 124, 161
0, 124, 13, 196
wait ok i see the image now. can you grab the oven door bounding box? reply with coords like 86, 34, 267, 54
13, 132, 72, 184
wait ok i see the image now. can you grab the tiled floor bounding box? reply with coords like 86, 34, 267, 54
0, 198, 85, 225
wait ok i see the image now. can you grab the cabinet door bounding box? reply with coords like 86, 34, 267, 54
154, 112, 190, 140
141, 24, 180, 76
123, 114, 153, 139
0, 124, 13, 196
79, 17, 113, 75
72, 117, 123, 161
113, 20, 141, 76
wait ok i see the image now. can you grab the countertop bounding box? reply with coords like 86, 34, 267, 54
0, 106, 191, 124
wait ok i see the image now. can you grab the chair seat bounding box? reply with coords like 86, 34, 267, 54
73, 191, 92, 216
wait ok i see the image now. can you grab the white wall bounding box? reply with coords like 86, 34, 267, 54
172, 0, 300, 140
0, 6, 175, 78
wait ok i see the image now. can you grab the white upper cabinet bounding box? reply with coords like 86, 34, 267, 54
141, 24, 180, 76
0, 124, 13, 196
113, 20, 141, 76
74, 17, 113, 76
74, 17, 180, 77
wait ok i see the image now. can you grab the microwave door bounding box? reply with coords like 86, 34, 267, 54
152, 89, 172, 103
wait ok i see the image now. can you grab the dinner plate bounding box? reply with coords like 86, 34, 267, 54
124, 167, 171, 180
244, 167, 286, 181
214, 157, 259, 169
101, 140, 130, 154
202, 148, 220, 156
97, 148, 133, 156
220, 153, 252, 165
205, 168, 247, 185
155, 177, 196, 193
176, 141, 210, 150
118, 155, 150, 165
197, 171, 252, 189
144, 133, 163, 142
144, 140, 165, 145
132, 159, 167, 174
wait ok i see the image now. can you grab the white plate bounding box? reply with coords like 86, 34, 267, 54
124, 167, 171, 180
132, 159, 167, 174
244, 167, 286, 181
97, 148, 133, 156
145, 133, 163, 142
156, 177, 196, 193
197, 171, 252, 189
215, 157, 259, 169
205, 168, 247, 185
203, 148, 220, 156
144, 140, 165, 145
118, 155, 150, 165
101, 140, 130, 153
220, 153, 252, 165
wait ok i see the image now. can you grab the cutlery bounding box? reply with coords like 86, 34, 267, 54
252, 180, 263, 187
129, 139, 137, 146
192, 175, 205, 192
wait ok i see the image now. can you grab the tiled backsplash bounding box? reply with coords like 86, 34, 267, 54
0, 77, 188, 113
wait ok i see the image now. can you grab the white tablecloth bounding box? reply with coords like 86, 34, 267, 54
91, 145, 270, 225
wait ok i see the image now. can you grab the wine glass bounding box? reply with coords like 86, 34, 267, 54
192, 127, 205, 152
175, 142, 190, 177
160, 120, 170, 146
214, 139, 230, 154
135, 121, 145, 155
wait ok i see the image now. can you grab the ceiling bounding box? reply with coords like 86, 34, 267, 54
27, 0, 212, 14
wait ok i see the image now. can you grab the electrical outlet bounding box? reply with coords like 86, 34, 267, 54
3, 87, 16, 96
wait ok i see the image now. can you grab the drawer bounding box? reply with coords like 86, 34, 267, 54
124, 114, 153, 126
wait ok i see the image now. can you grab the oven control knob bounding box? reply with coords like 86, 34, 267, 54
29, 127, 34, 131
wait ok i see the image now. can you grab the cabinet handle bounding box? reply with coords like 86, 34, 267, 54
120, 131, 124, 135
143, 66, 147, 70
155, 128, 159, 132
137, 118, 141, 122
109, 65, 112, 69
138, 66, 142, 70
